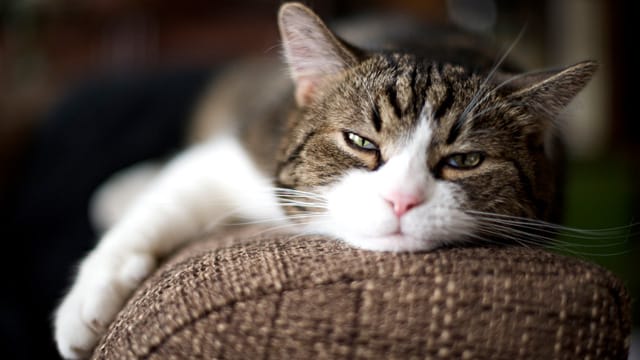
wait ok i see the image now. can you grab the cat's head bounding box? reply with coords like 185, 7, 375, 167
275, 3, 597, 251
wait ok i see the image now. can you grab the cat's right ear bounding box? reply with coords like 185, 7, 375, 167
278, 3, 359, 107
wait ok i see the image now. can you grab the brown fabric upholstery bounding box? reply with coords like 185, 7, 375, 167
92, 230, 631, 359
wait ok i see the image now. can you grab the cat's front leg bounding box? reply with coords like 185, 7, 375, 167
53, 137, 282, 359
53, 203, 192, 359
54, 234, 156, 358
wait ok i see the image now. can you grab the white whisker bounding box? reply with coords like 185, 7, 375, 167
248, 219, 333, 238
224, 213, 328, 226
467, 210, 636, 235
474, 225, 534, 249
460, 24, 528, 122
462, 100, 527, 124
467, 210, 633, 257
276, 201, 329, 209
271, 187, 327, 199
472, 217, 632, 243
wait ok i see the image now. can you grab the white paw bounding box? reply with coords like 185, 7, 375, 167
54, 250, 156, 359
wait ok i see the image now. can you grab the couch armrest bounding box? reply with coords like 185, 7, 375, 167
92, 230, 631, 359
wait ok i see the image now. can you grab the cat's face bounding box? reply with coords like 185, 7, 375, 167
276, 3, 596, 251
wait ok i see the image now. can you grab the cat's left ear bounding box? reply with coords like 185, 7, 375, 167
505, 60, 598, 117
278, 3, 360, 107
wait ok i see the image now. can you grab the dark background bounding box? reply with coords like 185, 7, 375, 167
1, 0, 637, 358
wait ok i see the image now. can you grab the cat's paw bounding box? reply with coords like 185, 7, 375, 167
54, 250, 156, 359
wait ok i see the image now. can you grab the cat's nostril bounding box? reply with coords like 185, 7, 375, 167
383, 192, 424, 218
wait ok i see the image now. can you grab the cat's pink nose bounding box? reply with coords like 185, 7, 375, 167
383, 192, 423, 218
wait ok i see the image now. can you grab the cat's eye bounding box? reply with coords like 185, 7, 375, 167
445, 152, 484, 169
344, 132, 378, 151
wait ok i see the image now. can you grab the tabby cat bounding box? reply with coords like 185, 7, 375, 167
54, 3, 596, 358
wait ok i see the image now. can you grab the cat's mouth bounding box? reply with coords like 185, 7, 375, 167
388, 225, 403, 236
387, 228, 411, 240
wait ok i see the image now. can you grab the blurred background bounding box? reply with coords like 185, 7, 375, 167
0, 0, 637, 358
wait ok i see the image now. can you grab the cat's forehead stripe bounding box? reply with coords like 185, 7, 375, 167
385, 82, 403, 120
377, 60, 419, 129
397, 59, 458, 127
446, 112, 464, 145
365, 55, 483, 151
371, 102, 382, 132
433, 86, 454, 123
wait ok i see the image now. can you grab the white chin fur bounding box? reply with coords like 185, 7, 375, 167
338, 232, 442, 253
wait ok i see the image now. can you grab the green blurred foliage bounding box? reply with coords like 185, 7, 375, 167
552, 155, 638, 324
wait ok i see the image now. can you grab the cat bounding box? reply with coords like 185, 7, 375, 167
54, 2, 597, 358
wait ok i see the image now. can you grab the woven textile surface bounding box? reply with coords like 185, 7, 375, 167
92, 230, 630, 359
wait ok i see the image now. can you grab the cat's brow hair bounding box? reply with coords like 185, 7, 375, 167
370, 54, 465, 138
374, 54, 420, 132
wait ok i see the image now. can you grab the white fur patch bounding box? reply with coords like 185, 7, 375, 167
54, 135, 285, 358
90, 162, 162, 233
309, 103, 475, 251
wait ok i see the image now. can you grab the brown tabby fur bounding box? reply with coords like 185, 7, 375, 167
191, 3, 596, 231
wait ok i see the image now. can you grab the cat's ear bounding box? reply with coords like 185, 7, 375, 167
278, 3, 360, 107
505, 60, 598, 117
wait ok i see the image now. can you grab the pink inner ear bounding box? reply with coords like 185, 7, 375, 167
294, 77, 317, 107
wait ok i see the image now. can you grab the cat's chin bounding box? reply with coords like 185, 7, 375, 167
339, 232, 441, 253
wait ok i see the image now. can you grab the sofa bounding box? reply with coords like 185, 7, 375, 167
4, 66, 631, 358
91, 229, 631, 359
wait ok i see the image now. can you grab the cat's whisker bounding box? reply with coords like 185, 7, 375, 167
277, 205, 329, 213
545, 245, 631, 258
207, 205, 328, 231
471, 221, 631, 257
270, 187, 327, 199
276, 201, 326, 207
264, 42, 284, 55
467, 210, 637, 236
474, 221, 622, 248
245, 222, 305, 237
223, 213, 329, 227
467, 209, 631, 229
473, 223, 550, 244
473, 219, 624, 246
458, 231, 508, 247
274, 196, 328, 204
199, 201, 294, 233
472, 216, 634, 242
248, 219, 333, 238
273, 192, 327, 202
283, 225, 335, 242
463, 100, 527, 124
463, 70, 560, 125
473, 226, 535, 249
194, 186, 331, 234
434, 227, 490, 247
272, 193, 329, 205
460, 24, 528, 121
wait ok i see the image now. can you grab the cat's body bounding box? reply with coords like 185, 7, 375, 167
54, 3, 596, 358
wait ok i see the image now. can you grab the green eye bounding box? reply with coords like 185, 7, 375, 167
345, 132, 378, 151
445, 152, 484, 169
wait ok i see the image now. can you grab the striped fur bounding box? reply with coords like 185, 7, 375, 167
269, 3, 596, 226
